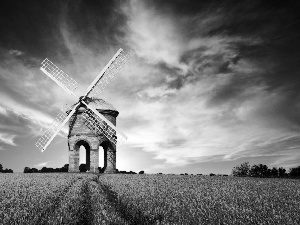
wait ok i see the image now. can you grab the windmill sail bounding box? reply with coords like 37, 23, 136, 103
40, 58, 78, 97
36, 103, 80, 152
82, 108, 117, 144
80, 101, 127, 144
85, 49, 130, 98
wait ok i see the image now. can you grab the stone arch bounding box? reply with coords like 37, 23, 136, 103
74, 140, 91, 171
73, 138, 92, 152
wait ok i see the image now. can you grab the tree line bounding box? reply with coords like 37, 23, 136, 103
79, 163, 144, 174
24, 163, 144, 174
0, 163, 13, 173
232, 162, 300, 178
24, 164, 69, 173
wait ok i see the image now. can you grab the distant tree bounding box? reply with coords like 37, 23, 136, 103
24, 167, 31, 173
249, 164, 270, 177
210, 173, 216, 176
31, 168, 38, 173
270, 167, 279, 177
0, 164, 3, 172
184, 173, 189, 175
55, 168, 62, 172
260, 164, 271, 177
41, 167, 50, 173
98, 167, 105, 173
79, 164, 87, 172
289, 166, 300, 177
232, 162, 250, 177
249, 164, 260, 177
129, 171, 137, 174
278, 167, 287, 177
139, 171, 145, 174
2, 168, 13, 173
62, 164, 69, 172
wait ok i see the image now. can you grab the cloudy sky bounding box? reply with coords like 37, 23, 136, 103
0, 0, 299, 174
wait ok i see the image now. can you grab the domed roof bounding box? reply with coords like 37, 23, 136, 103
88, 98, 117, 111
68, 97, 119, 116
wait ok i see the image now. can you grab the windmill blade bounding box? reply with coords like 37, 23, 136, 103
81, 101, 127, 145
84, 48, 130, 98
40, 58, 78, 97
82, 108, 126, 145
35, 103, 80, 152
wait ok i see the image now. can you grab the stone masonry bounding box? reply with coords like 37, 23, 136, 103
67, 98, 119, 173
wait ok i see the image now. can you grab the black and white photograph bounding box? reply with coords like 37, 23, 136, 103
0, 0, 300, 224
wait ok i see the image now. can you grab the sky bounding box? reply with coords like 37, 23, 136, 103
0, 0, 300, 174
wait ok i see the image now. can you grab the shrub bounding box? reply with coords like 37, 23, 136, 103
79, 164, 87, 172
289, 166, 300, 177
232, 162, 250, 177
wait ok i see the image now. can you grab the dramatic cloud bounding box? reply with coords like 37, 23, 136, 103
116, 0, 300, 171
0, 0, 299, 173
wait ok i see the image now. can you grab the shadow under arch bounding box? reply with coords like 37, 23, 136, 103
100, 140, 116, 173
74, 140, 91, 171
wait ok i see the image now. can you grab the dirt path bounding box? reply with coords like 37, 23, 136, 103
78, 180, 93, 225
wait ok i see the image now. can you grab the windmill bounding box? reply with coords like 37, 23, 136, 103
35, 48, 130, 172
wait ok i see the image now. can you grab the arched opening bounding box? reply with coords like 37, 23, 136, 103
75, 140, 91, 172
99, 145, 104, 168
100, 141, 110, 171
99, 141, 116, 173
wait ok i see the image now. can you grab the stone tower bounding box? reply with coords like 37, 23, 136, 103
67, 97, 118, 173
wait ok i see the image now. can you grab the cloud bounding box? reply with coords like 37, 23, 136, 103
0, 133, 16, 146
33, 161, 52, 168
124, 1, 185, 67
0, 105, 7, 115
8, 49, 24, 56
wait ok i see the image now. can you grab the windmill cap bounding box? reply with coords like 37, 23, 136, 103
68, 98, 119, 116
88, 98, 118, 112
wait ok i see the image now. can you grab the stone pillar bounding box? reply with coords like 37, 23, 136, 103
68, 150, 79, 172
86, 148, 90, 171
90, 149, 99, 173
104, 145, 116, 173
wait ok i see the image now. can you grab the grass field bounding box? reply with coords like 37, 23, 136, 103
0, 174, 299, 224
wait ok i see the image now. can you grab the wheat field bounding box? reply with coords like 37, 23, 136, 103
0, 173, 299, 224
